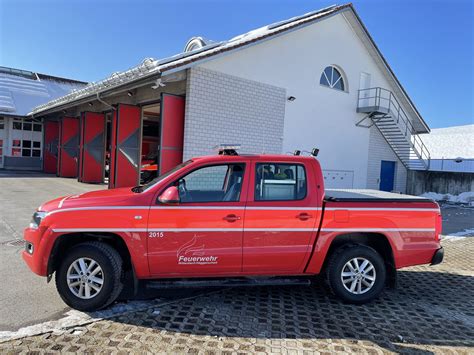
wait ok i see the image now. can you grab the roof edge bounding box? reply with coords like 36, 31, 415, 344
343, 4, 430, 133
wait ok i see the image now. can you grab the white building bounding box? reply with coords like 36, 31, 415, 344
29, 3, 431, 192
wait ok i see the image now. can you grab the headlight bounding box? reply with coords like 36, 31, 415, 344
30, 211, 47, 229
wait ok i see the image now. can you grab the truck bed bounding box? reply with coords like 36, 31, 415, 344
324, 189, 433, 203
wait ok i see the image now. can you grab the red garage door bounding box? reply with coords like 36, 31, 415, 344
78, 112, 106, 183
159, 94, 185, 175
109, 104, 141, 188
43, 121, 59, 174
58, 117, 79, 178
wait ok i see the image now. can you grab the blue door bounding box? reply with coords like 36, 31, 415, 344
380, 161, 396, 191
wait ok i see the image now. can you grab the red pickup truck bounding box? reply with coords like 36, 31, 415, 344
23, 150, 443, 311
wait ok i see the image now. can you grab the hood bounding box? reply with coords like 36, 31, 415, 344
39, 187, 147, 213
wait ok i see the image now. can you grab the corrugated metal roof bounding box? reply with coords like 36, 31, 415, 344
0, 69, 87, 117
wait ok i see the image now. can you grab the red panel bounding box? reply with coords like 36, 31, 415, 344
78, 112, 106, 183
43, 121, 59, 174
58, 117, 79, 178
160, 94, 185, 175
109, 104, 142, 189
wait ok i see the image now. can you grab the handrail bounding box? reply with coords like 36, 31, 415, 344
358, 87, 431, 165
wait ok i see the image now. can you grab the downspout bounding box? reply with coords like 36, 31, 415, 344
96, 92, 116, 110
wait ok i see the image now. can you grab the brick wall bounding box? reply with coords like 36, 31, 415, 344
183, 67, 286, 159
367, 125, 407, 193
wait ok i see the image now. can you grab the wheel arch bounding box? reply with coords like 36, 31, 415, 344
47, 232, 133, 278
318, 232, 397, 287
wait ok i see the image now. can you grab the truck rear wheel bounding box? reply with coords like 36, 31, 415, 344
326, 244, 386, 304
55, 242, 123, 311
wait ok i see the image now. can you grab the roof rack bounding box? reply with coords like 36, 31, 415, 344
214, 144, 241, 156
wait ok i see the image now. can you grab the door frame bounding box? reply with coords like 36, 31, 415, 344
379, 160, 396, 192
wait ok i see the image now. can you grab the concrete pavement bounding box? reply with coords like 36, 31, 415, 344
0, 172, 106, 332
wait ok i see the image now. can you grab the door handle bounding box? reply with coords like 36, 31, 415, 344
297, 213, 313, 221
223, 214, 241, 222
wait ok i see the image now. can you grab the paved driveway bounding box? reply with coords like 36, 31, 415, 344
0, 239, 472, 353
0, 172, 472, 353
0, 172, 106, 332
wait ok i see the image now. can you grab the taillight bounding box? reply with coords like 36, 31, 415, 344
435, 213, 442, 241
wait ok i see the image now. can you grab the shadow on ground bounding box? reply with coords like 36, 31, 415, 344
106, 270, 473, 353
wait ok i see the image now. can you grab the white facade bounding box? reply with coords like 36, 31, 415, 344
195, 12, 415, 191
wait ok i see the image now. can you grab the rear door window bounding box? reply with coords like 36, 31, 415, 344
255, 163, 306, 201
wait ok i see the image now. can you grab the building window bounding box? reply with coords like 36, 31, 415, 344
320, 66, 345, 91
12, 118, 42, 132
12, 139, 41, 157
0, 117, 4, 130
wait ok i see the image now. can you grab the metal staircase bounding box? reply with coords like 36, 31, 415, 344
356, 87, 430, 170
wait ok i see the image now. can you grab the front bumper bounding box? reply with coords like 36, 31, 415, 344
22, 227, 52, 276
430, 247, 444, 266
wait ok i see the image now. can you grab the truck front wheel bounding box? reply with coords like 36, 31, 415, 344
55, 242, 123, 311
326, 244, 386, 304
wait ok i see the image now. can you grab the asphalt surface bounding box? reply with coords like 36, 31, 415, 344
439, 202, 474, 235
0, 172, 106, 332
0, 171, 472, 337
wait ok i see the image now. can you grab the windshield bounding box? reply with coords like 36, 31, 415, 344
136, 160, 193, 193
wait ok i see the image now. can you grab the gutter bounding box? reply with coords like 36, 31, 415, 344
96, 93, 116, 111
29, 73, 162, 117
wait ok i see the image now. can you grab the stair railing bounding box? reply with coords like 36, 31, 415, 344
358, 87, 431, 168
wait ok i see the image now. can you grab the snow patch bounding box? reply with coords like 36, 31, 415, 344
0, 289, 223, 343
441, 228, 474, 241
0, 300, 155, 343
420, 191, 474, 204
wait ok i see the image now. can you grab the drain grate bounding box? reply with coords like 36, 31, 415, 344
1, 239, 25, 247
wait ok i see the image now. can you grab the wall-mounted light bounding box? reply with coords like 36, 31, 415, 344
287, 96, 296, 102
88, 102, 93, 107
127, 91, 134, 97
62, 110, 67, 114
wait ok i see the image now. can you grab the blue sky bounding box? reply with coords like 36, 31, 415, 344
0, 0, 472, 128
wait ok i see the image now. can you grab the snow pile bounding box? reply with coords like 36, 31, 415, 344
442, 228, 474, 241
421, 191, 474, 204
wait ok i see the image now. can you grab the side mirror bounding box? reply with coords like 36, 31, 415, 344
158, 186, 180, 204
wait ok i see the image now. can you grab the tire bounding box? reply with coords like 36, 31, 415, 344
326, 244, 386, 304
55, 242, 123, 311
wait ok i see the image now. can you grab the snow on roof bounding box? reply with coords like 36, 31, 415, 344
30, 4, 346, 115
29, 0, 428, 134
0, 69, 87, 117
421, 124, 474, 159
